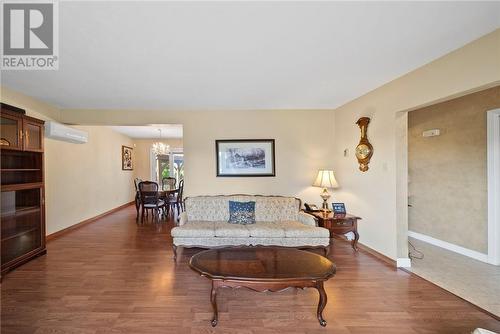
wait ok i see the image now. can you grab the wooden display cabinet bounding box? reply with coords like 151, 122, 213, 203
1, 103, 46, 277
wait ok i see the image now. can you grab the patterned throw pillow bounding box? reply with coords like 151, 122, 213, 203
228, 201, 256, 225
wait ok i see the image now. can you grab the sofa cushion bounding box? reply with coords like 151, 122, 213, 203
214, 222, 251, 237
186, 197, 229, 222
228, 201, 256, 224
254, 197, 299, 222
171, 221, 215, 238
281, 221, 330, 238
246, 222, 286, 238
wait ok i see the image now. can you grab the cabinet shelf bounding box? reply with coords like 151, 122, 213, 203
1, 226, 39, 242
1, 182, 43, 192
1, 206, 40, 219
1, 169, 41, 172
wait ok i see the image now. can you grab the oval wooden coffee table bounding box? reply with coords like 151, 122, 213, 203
189, 247, 336, 327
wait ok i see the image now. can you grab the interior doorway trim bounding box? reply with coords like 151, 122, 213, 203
487, 108, 500, 265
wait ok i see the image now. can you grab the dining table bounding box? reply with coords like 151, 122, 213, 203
135, 185, 179, 220
158, 186, 179, 218
158, 187, 178, 198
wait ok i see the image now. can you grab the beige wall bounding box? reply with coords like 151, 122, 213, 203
133, 138, 183, 181
1, 88, 136, 235
0, 87, 61, 121
408, 86, 500, 253
56, 109, 335, 205
44, 126, 135, 234
333, 29, 500, 260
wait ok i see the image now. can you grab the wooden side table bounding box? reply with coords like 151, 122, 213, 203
308, 212, 362, 251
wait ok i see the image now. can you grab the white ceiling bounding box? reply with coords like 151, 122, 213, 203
109, 125, 183, 139
1, 1, 499, 110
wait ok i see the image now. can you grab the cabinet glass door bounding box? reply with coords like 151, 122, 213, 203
23, 120, 44, 152
1, 188, 43, 265
0, 114, 22, 150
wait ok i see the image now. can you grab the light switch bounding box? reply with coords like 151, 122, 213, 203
422, 129, 440, 137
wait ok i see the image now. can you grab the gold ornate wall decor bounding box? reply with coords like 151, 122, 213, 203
355, 117, 373, 172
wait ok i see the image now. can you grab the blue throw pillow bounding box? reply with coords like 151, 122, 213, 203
228, 201, 256, 225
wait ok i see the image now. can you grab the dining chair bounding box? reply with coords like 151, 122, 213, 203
134, 178, 142, 220
178, 179, 185, 212
162, 177, 177, 191
138, 181, 166, 222
167, 179, 184, 216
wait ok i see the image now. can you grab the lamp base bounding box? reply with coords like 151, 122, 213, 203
320, 188, 331, 213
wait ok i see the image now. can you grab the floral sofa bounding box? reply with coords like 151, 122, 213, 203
171, 195, 330, 259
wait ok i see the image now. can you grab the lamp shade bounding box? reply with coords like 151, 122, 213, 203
312, 170, 339, 188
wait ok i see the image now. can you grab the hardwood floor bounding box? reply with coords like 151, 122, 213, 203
1, 205, 499, 334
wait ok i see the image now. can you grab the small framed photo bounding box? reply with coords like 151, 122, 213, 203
216, 139, 275, 177
122, 145, 133, 170
332, 203, 346, 214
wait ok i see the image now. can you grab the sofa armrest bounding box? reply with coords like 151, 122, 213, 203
298, 211, 317, 227
178, 212, 188, 226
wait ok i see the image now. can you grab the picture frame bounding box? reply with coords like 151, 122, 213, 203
216, 139, 275, 177
122, 145, 133, 170
332, 202, 346, 214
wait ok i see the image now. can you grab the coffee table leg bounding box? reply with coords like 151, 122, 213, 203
210, 281, 218, 327
316, 281, 327, 327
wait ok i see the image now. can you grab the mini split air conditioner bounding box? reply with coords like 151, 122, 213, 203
45, 121, 88, 144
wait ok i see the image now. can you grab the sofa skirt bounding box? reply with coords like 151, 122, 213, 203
173, 237, 330, 248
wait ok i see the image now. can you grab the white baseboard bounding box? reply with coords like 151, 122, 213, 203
397, 258, 411, 268
408, 231, 488, 263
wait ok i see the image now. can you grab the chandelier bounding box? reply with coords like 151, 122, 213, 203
152, 129, 170, 156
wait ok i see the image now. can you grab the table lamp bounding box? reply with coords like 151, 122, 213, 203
312, 170, 339, 212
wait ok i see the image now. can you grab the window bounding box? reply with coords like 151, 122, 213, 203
173, 153, 184, 184
150, 150, 184, 185
156, 154, 170, 183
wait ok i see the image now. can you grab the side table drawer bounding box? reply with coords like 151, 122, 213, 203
309, 212, 361, 251
332, 220, 354, 227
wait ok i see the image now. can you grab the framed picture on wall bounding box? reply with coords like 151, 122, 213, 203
216, 139, 275, 177
122, 145, 133, 170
